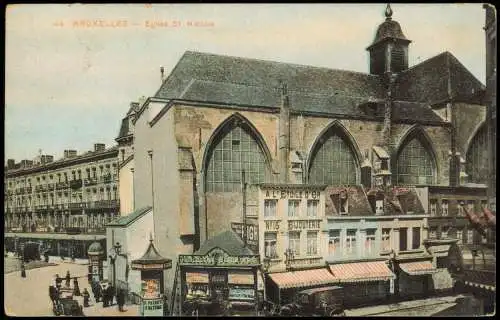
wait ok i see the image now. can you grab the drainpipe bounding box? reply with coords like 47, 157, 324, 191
279, 82, 290, 183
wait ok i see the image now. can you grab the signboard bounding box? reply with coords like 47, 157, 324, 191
265, 220, 281, 231
142, 279, 160, 299
288, 219, 321, 231
228, 271, 254, 285
263, 187, 321, 200
131, 261, 172, 270
142, 298, 163, 316
231, 222, 258, 252
179, 248, 260, 267
186, 272, 209, 283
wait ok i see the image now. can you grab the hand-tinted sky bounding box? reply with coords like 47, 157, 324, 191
5, 3, 487, 162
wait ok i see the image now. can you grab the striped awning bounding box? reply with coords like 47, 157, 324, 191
228, 271, 254, 285
399, 261, 438, 276
186, 272, 209, 283
328, 261, 395, 283
268, 268, 337, 289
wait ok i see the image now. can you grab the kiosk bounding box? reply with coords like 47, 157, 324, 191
87, 241, 105, 283
131, 235, 172, 317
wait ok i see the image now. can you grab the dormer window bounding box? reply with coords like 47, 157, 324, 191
380, 159, 388, 170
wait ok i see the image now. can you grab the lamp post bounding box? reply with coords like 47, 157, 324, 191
284, 249, 295, 272
109, 241, 122, 294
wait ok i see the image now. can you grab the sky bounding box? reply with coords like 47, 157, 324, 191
5, 3, 487, 163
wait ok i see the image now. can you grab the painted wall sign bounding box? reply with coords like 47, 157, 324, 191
179, 248, 260, 266
131, 261, 172, 270
263, 188, 321, 200
265, 220, 281, 231
231, 222, 259, 251
288, 219, 321, 231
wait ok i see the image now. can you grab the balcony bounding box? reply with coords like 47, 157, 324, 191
69, 202, 87, 209
84, 178, 99, 186
88, 200, 120, 209
56, 182, 69, 190
70, 179, 83, 189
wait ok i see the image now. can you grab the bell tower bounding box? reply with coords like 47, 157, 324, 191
367, 4, 412, 75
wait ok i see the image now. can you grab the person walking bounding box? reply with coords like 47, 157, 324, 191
49, 285, 58, 306
55, 274, 62, 290
73, 277, 81, 296
82, 288, 91, 307
65, 270, 71, 287
44, 251, 49, 263
102, 283, 109, 308
20, 262, 26, 278
117, 289, 125, 312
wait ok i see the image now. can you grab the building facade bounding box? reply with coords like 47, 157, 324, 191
129, 5, 490, 307
4, 144, 120, 257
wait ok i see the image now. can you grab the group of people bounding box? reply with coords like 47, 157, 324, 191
89, 280, 127, 311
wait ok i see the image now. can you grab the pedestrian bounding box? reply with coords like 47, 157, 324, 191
117, 289, 125, 312
55, 274, 62, 290
71, 252, 75, 262
82, 288, 90, 307
73, 277, 81, 296
94, 282, 102, 303
44, 251, 49, 263
49, 285, 58, 306
102, 283, 109, 307
20, 262, 26, 278
65, 270, 71, 287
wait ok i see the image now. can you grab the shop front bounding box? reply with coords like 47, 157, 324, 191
265, 267, 338, 307
394, 256, 438, 299
328, 260, 395, 308
178, 230, 260, 316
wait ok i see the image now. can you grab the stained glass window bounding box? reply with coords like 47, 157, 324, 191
396, 138, 435, 185
466, 126, 488, 184
206, 123, 270, 192
309, 130, 358, 185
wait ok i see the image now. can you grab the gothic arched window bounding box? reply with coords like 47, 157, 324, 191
396, 137, 435, 185
466, 125, 488, 184
308, 128, 359, 185
205, 120, 270, 192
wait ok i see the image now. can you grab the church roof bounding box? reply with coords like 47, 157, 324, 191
106, 206, 152, 227
153, 51, 447, 124
195, 230, 255, 256
394, 51, 485, 105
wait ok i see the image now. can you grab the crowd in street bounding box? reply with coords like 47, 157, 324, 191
47, 269, 127, 315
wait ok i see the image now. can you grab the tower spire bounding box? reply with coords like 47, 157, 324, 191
385, 4, 393, 20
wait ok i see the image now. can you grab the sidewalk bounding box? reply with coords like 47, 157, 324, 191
73, 296, 139, 317
344, 295, 466, 316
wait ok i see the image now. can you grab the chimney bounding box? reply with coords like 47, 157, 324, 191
160, 66, 165, 82
41, 155, 54, 164
94, 143, 106, 152
20, 159, 33, 169
7, 159, 15, 170
64, 150, 78, 159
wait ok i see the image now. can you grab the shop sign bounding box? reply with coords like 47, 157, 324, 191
142, 298, 163, 316
131, 261, 172, 270
288, 220, 321, 231
179, 248, 260, 267
231, 222, 259, 251
264, 187, 321, 200
228, 272, 254, 285
265, 220, 281, 231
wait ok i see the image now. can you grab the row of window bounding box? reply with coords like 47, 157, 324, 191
263, 227, 422, 259
7, 164, 118, 188
204, 120, 488, 191
428, 227, 486, 244
264, 199, 320, 218
429, 199, 488, 216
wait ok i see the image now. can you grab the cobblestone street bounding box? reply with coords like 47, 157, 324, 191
4, 260, 139, 317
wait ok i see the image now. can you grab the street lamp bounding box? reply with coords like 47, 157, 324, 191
109, 242, 122, 293
284, 249, 295, 272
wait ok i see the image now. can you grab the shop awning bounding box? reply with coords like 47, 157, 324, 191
328, 261, 395, 283
228, 271, 254, 285
268, 268, 337, 289
399, 261, 438, 276
186, 272, 209, 283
